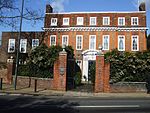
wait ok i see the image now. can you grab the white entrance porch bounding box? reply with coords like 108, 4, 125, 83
82, 50, 99, 82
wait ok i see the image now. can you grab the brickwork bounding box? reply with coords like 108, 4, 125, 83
95, 54, 110, 93
16, 76, 54, 89
53, 51, 67, 91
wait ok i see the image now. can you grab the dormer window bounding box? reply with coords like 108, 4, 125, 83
51, 18, 57, 26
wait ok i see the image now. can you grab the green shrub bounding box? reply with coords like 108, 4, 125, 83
105, 49, 150, 82
0, 62, 7, 69
74, 72, 81, 86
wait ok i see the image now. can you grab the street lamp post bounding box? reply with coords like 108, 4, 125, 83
14, 0, 24, 90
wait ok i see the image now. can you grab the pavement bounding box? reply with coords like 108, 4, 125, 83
0, 83, 150, 98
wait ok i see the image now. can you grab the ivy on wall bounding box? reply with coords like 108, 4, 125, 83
105, 49, 150, 83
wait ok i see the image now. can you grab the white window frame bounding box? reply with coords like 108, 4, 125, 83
118, 35, 125, 51
62, 35, 69, 46
118, 17, 125, 26
51, 18, 57, 26
76, 60, 82, 70
8, 39, 15, 53
76, 35, 83, 50
131, 17, 139, 26
50, 35, 56, 46
32, 39, 39, 48
77, 17, 84, 25
20, 39, 27, 53
63, 18, 69, 26
103, 17, 110, 25
90, 17, 97, 26
102, 35, 110, 50
89, 35, 96, 50
131, 35, 139, 51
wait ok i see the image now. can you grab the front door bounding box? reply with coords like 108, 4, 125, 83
88, 60, 96, 83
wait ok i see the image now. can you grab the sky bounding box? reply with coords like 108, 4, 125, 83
0, 0, 150, 35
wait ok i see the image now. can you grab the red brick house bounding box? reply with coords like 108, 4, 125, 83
0, 32, 44, 63
43, 4, 148, 82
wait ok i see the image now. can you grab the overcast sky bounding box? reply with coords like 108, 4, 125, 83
0, 0, 150, 34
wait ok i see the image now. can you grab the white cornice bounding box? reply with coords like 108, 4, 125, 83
43, 27, 148, 32
45, 11, 146, 15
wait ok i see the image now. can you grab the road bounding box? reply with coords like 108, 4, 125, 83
0, 95, 150, 113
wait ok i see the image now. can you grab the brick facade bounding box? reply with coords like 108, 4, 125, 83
0, 32, 44, 63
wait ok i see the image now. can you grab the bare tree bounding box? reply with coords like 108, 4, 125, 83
0, 0, 44, 30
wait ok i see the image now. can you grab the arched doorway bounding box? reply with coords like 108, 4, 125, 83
82, 50, 99, 83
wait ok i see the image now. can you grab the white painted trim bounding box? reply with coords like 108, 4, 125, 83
90, 17, 97, 26
51, 18, 57, 26
43, 27, 148, 31
63, 17, 70, 26
89, 35, 96, 50
131, 17, 139, 26
118, 17, 125, 26
103, 17, 110, 25
118, 35, 125, 51
82, 49, 99, 55
46, 11, 146, 14
8, 39, 15, 53
102, 35, 110, 50
131, 35, 139, 51
62, 35, 69, 46
76, 35, 83, 50
77, 17, 84, 25
20, 39, 27, 53
50, 35, 56, 46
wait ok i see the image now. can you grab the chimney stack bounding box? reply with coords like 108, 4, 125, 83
46, 4, 53, 13
139, 2, 146, 11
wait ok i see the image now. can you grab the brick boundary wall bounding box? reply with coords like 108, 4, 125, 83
16, 76, 54, 89
110, 82, 147, 93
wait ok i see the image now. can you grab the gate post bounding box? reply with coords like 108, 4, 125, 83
53, 50, 67, 91
6, 57, 14, 84
95, 54, 105, 93
95, 50, 110, 93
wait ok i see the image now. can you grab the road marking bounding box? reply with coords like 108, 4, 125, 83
73, 105, 140, 108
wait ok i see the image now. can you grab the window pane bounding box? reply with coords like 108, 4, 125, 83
76, 35, 82, 50
51, 18, 57, 26
132, 36, 138, 51
118, 36, 125, 51
63, 18, 69, 25
62, 35, 68, 46
50, 35, 56, 46
8, 39, 15, 53
103, 35, 109, 50
20, 39, 27, 53
103, 17, 110, 25
32, 39, 39, 48
90, 17, 96, 25
77, 17, 83, 25
89, 35, 96, 50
